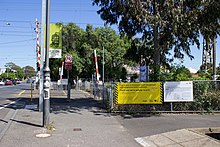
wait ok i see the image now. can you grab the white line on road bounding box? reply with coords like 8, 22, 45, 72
134, 137, 150, 147
0, 90, 24, 110
0, 90, 25, 110
0, 98, 21, 110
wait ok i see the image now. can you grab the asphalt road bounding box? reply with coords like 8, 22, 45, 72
116, 114, 220, 138
0, 83, 30, 134
0, 83, 30, 105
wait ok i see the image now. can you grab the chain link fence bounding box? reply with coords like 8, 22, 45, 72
79, 80, 220, 113
51, 78, 220, 113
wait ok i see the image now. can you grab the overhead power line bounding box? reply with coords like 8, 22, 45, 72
1, 1, 92, 5
0, 38, 35, 45
0, 8, 97, 12
0, 20, 34, 23
1, 31, 34, 33
0, 19, 104, 26
0, 34, 34, 37
0, 25, 33, 28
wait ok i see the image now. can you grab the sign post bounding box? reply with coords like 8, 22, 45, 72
43, 0, 50, 127
65, 55, 72, 101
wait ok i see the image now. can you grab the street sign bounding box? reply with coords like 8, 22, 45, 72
65, 62, 72, 70
65, 55, 72, 70
65, 55, 72, 63
49, 49, 62, 58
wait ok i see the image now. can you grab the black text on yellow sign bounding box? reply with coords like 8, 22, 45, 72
115, 82, 163, 104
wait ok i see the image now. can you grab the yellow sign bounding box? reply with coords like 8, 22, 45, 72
115, 82, 162, 104
50, 24, 62, 49
44, 24, 62, 49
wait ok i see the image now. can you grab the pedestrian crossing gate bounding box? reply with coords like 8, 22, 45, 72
115, 82, 163, 104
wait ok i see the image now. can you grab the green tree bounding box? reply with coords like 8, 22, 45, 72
4, 62, 25, 79
23, 66, 35, 79
48, 23, 85, 81
48, 23, 132, 82
5, 62, 21, 71
92, 0, 220, 80
160, 64, 192, 81
80, 25, 131, 81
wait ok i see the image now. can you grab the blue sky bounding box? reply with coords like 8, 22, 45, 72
0, 0, 219, 73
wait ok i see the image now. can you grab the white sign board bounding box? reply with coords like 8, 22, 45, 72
60, 79, 68, 85
49, 49, 62, 58
164, 81, 193, 102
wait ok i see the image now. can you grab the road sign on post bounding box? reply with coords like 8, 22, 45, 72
65, 55, 72, 101
65, 55, 72, 63
65, 55, 72, 70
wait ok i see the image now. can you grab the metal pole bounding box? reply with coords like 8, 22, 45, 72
31, 83, 33, 102
43, 0, 50, 127
35, 19, 40, 89
213, 37, 216, 80
67, 70, 71, 101
39, 0, 46, 112
102, 46, 105, 101
94, 50, 99, 82
170, 102, 173, 112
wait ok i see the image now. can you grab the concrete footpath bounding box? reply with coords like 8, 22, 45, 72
0, 90, 139, 147
1, 89, 220, 147
135, 128, 220, 147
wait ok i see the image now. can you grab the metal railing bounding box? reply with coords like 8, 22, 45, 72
79, 80, 220, 113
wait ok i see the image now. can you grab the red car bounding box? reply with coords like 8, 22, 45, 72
4, 80, 13, 85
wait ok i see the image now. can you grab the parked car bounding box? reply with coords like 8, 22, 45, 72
12, 80, 17, 85
0, 81, 5, 86
16, 80, 21, 84
4, 80, 13, 85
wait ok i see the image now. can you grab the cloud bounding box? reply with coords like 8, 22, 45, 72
188, 67, 198, 73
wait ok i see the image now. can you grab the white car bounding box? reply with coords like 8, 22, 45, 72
0, 81, 5, 86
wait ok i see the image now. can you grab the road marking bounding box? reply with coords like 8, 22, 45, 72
135, 137, 150, 147
81, 90, 90, 95
18, 90, 25, 96
0, 98, 21, 110
62, 90, 66, 95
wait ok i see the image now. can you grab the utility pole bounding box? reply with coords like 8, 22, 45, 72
213, 37, 216, 80
43, 0, 50, 127
102, 45, 105, 101
202, 37, 213, 73
39, 0, 46, 112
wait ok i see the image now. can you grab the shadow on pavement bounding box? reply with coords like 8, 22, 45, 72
50, 98, 105, 115
10, 119, 42, 128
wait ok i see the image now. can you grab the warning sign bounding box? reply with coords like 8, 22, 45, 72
115, 82, 163, 104
65, 55, 72, 70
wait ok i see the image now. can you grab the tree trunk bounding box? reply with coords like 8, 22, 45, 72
153, 26, 160, 81
153, 0, 160, 81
